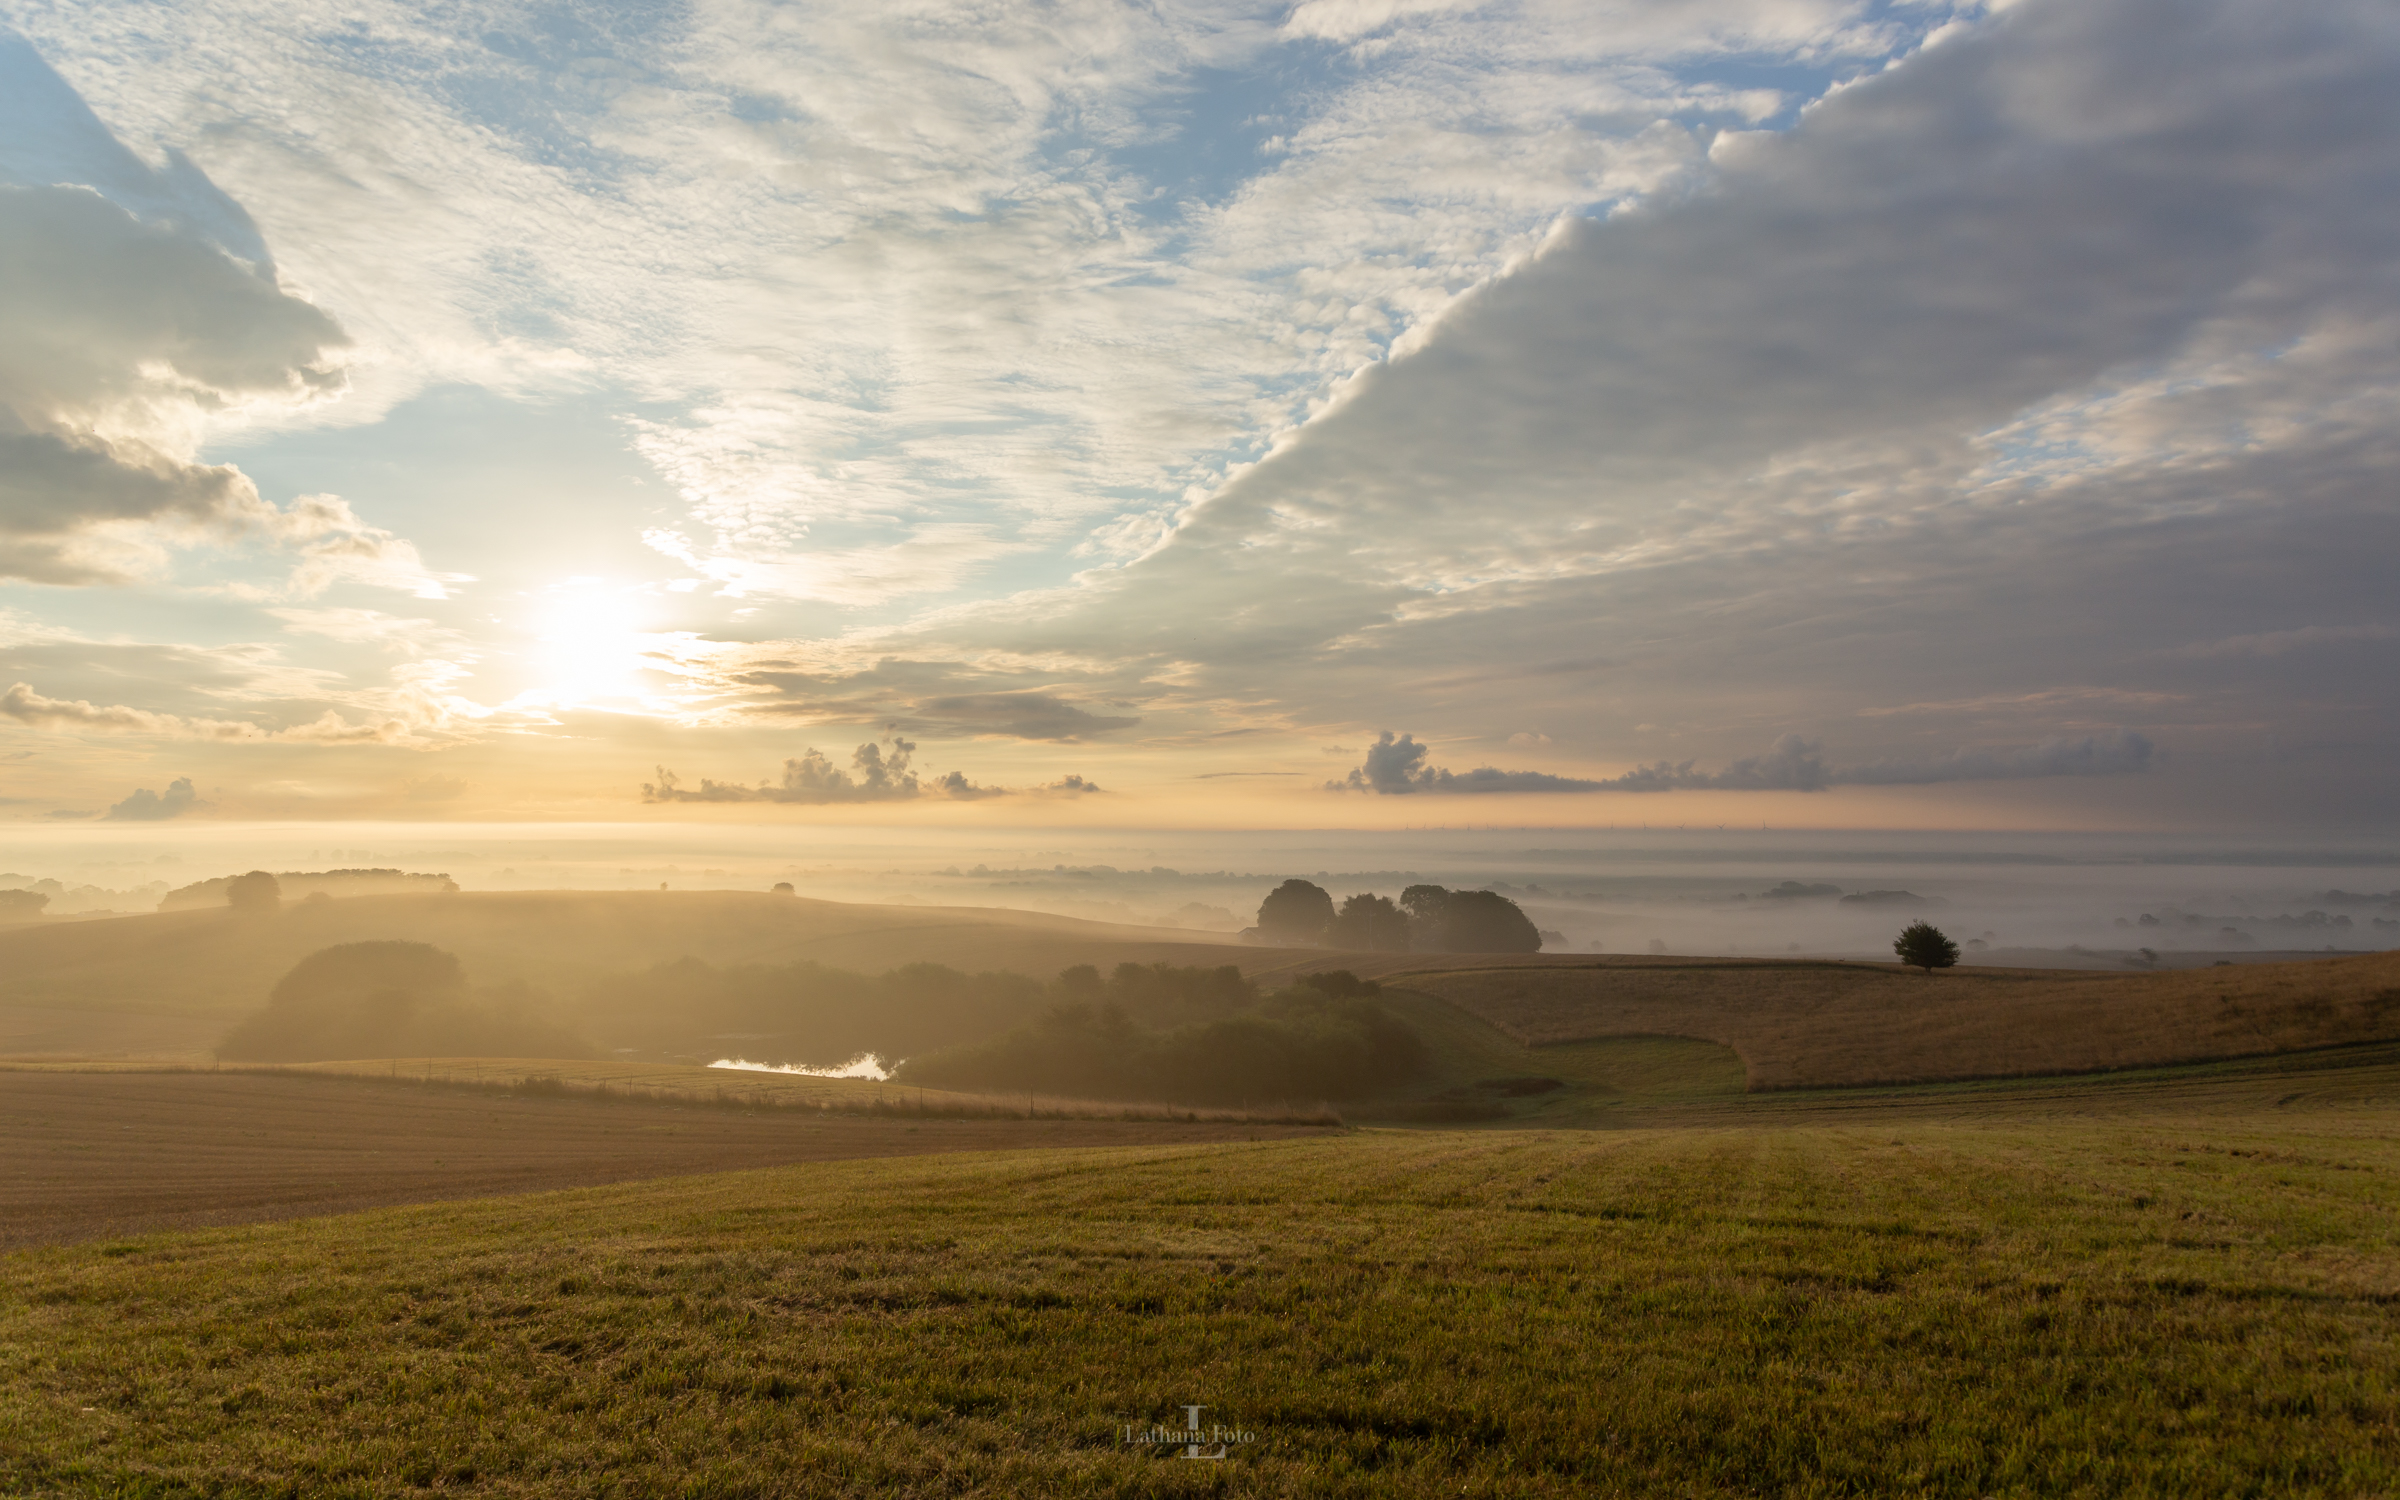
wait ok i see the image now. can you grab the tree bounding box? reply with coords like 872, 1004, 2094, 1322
225, 870, 281, 914
1329, 892, 1410, 951
1893, 921, 1960, 973
1441, 890, 1542, 953
1399, 884, 1452, 949
1256, 879, 1335, 945
0, 889, 48, 922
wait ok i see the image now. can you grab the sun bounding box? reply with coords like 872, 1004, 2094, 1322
522, 579, 655, 708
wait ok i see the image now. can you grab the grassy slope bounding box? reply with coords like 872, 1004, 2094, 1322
5, 1054, 2399, 1497
1399, 951, 2400, 1090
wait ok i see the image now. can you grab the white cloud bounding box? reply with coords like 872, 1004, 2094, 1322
4, 0, 1932, 609
813, 0, 2400, 810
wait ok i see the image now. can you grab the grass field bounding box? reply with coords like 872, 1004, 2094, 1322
1398, 950, 2400, 1090
5, 1047, 2398, 1497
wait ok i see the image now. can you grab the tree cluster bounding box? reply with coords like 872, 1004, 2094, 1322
1253, 879, 1541, 953
896, 971, 1424, 1106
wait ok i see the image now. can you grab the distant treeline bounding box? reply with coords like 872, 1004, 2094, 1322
897, 968, 1425, 1106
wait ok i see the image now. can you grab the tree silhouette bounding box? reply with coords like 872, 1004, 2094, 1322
1257, 879, 1336, 945
1441, 890, 1542, 953
1893, 921, 1960, 973
1330, 892, 1411, 951
225, 870, 281, 914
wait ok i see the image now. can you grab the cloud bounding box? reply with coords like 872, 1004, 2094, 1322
894, 693, 1140, 742
1836, 733, 2157, 785
0, 681, 413, 744
2170, 625, 2399, 661
0, 36, 470, 600
0, 180, 348, 580
642, 737, 1094, 804
644, 737, 925, 805
725, 661, 1140, 742
812, 0, 2400, 817
1331, 730, 2154, 793
104, 776, 199, 821
931, 771, 1007, 801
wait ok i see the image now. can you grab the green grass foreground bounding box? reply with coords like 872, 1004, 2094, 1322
6, 1098, 2400, 1497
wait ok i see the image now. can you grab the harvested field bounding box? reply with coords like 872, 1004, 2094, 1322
267, 1056, 1331, 1122
1406, 948, 2400, 1089
0, 1070, 1330, 1250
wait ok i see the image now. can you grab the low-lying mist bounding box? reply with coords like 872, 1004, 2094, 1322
13, 826, 2398, 968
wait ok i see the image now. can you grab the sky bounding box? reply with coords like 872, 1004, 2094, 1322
2, 0, 2396, 833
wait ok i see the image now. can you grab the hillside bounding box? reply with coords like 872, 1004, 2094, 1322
1400, 949, 2400, 1090
0, 892, 1253, 1061
8, 891, 2398, 1093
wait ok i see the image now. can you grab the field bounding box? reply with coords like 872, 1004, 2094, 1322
0, 1069, 1328, 1251
5, 1044, 2399, 1496
6, 892, 2397, 1103
6, 897, 2399, 1493
1390, 950, 2400, 1090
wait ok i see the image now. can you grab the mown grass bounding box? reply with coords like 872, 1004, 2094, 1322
5, 1060, 2399, 1497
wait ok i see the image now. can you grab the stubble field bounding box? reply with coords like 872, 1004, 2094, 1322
0, 1070, 1329, 1251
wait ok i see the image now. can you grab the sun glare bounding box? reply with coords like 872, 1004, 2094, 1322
522, 579, 656, 708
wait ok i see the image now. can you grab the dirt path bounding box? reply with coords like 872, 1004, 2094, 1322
0, 1072, 1326, 1249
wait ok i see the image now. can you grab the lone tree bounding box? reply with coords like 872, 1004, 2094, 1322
1893, 920, 1960, 973
1256, 879, 1336, 945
